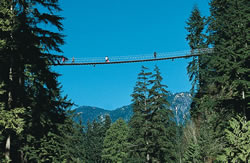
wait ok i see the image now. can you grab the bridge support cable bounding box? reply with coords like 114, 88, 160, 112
52, 48, 213, 66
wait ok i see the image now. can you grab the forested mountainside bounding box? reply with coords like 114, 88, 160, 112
75, 92, 191, 125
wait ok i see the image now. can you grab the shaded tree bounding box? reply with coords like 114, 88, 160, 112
102, 118, 129, 162
128, 66, 152, 162
0, 0, 74, 162
217, 115, 250, 162
84, 115, 111, 162
184, 0, 250, 162
185, 5, 207, 94
207, 0, 249, 118
147, 66, 177, 162
128, 66, 177, 162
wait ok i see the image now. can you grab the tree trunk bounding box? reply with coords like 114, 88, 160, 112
242, 90, 246, 119
6, 39, 14, 160
146, 153, 150, 163
5, 135, 10, 160
6, 65, 13, 160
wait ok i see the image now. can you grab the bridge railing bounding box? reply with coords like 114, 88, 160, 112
57, 48, 213, 65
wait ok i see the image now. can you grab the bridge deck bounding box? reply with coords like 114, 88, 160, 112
53, 53, 200, 66
52, 48, 212, 66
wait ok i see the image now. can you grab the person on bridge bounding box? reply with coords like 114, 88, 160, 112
154, 52, 157, 58
72, 56, 75, 63
105, 56, 110, 62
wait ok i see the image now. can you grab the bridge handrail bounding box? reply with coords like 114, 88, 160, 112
54, 48, 213, 65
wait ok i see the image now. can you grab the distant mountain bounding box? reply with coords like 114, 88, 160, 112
168, 92, 192, 124
74, 105, 133, 125
75, 92, 192, 125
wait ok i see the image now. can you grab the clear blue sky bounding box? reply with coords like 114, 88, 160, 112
54, 0, 210, 110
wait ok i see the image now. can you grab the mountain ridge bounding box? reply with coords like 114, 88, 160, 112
75, 92, 191, 125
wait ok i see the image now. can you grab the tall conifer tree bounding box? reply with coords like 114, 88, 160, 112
184, 0, 250, 161
207, 0, 249, 118
185, 5, 208, 120
129, 66, 177, 162
206, 0, 250, 161
102, 118, 129, 162
0, 0, 26, 161
185, 5, 207, 94
128, 66, 152, 162
0, 0, 73, 161
84, 115, 111, 162
147, 66, 177, 162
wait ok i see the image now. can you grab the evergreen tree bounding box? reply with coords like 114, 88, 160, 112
84, 115, 111, 162
128, 66, 177, 162
185, 5, 209, 122
0, 83, 25, 162
0, 0, 74, 162
0, 0, 26, 161
185, 5, 207, 95
128, 66, 152, 162
207, 0, 249, 118
103, 114, 112, 133
58, 110, 86, 162
102, 118, 129, 162
84, 120, 103, 162
183, 142, 202, 163
217, 115, 250, 162
184, 0, 250, 162
182, 121, 202, 163
175, 125, 185, 162
147, 65, 177, 162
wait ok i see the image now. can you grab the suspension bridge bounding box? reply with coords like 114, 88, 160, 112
52, 48, 212, 66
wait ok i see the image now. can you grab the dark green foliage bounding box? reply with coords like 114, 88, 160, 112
84, 120, 103, 162
207, 0, 249, 117
182, 119, 223, 163
102, 118, 129, 162
186, 6, 207, 94
184, 1, 250, 162
181, 121, 201, 163
147, 66, 177, 162
185, 5, 207, 95
183, 142, 202, 163
0, 0, 86, 162
0, 1, 26, 161
57, 110, 86, 162
217, 115, 250, 162
84, 115, 111, 162
103, 114, 112, 131
128, 66, 152, 161
185, 5, 206, 50
185, 5, 208, 121
21, 111, 86, 162
128, 66, 177, 162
